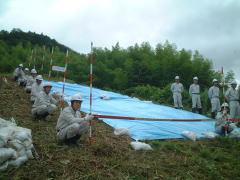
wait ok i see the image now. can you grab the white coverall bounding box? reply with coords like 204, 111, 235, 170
13, 68, 24, 81
225, 87, 240, 120
32, 91, 57, 116
56, 106, 89, 141
170, 82, 184, 108
208, 86, 220, 113
189, 84, 202, 108
25, 75, 35, 92
30, 82, 43, 102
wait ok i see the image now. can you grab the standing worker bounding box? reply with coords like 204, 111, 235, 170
208, 79, 221, 119
31, 75, 43, 103
32, 82, 58, 120
170, 76, 184, 109
225, 80, 240, 120
189, 77, 202, 114
56, 94, 93, 146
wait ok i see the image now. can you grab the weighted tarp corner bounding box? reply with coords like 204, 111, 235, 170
48, 80, 215, 140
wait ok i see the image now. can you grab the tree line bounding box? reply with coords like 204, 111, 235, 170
0, 29, 235, 113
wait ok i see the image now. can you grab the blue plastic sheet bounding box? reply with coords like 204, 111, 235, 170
48, 81, 215, 140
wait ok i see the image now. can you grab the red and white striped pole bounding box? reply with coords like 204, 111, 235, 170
89, 42, 93, 145
61, 50, 69, 111
48, 47, 54, 81
41, 45, 45, 73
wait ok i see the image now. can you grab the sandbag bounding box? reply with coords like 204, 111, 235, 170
229, 129, 240, 138
8, 155, 28, 168
114, 128, 131, 136
7, 140, 24, 152
0, 148, 17, 164
130, 141, 153, 151
202, 132, 219, 138
0, 161, 8, 171
181, 131, 197, 141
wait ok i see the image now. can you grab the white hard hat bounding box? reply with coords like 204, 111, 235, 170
193, 77, 198, 80
175, 76, 180, 80
31, 69, 37, 74
43, 82, 52, 88
19, 64, 23, 67
231, 80, 237, 85
24, 68, 29, 71
36, 75, 43, 81
221, 103, 229, 107
212, 79, 218, 83
71, 94, 83, 101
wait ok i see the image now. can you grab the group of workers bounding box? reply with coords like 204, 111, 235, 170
171, 76, 240, 135
12, 63, 240, 143
13, 64, 93, 146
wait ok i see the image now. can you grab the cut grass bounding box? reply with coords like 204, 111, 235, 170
0, 77, 240, 180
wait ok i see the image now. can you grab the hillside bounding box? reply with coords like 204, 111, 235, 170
0, 77, 240, 179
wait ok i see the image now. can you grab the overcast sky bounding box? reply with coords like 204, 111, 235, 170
0, 0, 239, 80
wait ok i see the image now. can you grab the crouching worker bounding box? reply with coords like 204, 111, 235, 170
25, 69, 37, 93
32, 82, 58, 120
215, 103, 237, 136
31, 75, 43, 103
56, 94, 93, 145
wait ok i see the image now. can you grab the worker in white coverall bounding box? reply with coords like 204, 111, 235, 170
215, 103, 236, 135
170, 76, 184, 109
32, 82, 58, 120
25, 69, 37, 93
225, 80, 240, 120
18, 68, 29, 88
13, 64, 24, 81
208, 79, 221, 119
30, 75, 43, 103
56, 94, 93, 145
189, 77, 202, 114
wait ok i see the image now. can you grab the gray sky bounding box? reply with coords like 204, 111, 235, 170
0, 0, 239, 80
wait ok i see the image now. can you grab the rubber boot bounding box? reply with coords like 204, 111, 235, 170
211, 112, 216, 119
64, 135, 81, 145
192, 108, 196, 113
41, 112, 49, 121
198, 108, 202, 114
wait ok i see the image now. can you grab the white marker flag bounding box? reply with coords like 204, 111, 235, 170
52, 66, 66, 72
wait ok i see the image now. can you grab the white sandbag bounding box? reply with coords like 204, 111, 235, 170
22, 139, 32, 149
12, 127, 32, 142
114, 128, 131, 136
26, 150, 34, 159
7, 139, 24, 151
8, 155, 28, 168
0, 118, 16, 128
0, 161, 8, 171
181, 131, 197, 141
100, 94, 110, 100
229, 129, 240, 137
0, 148, 17, 164
130, 141, 153, 151
202, 132, 219, 138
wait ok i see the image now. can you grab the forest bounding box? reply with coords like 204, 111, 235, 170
0, 28, 235, 113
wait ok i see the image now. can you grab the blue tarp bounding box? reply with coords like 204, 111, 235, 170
48, 81, 215, 140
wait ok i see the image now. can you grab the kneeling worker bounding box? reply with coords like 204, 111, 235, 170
56, 94, 93, 145
32, 82, 58, 120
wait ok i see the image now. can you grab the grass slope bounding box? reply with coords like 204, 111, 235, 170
0, 77, 240, 180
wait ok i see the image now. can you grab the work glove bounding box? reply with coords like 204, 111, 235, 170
84, 114, 93, 121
